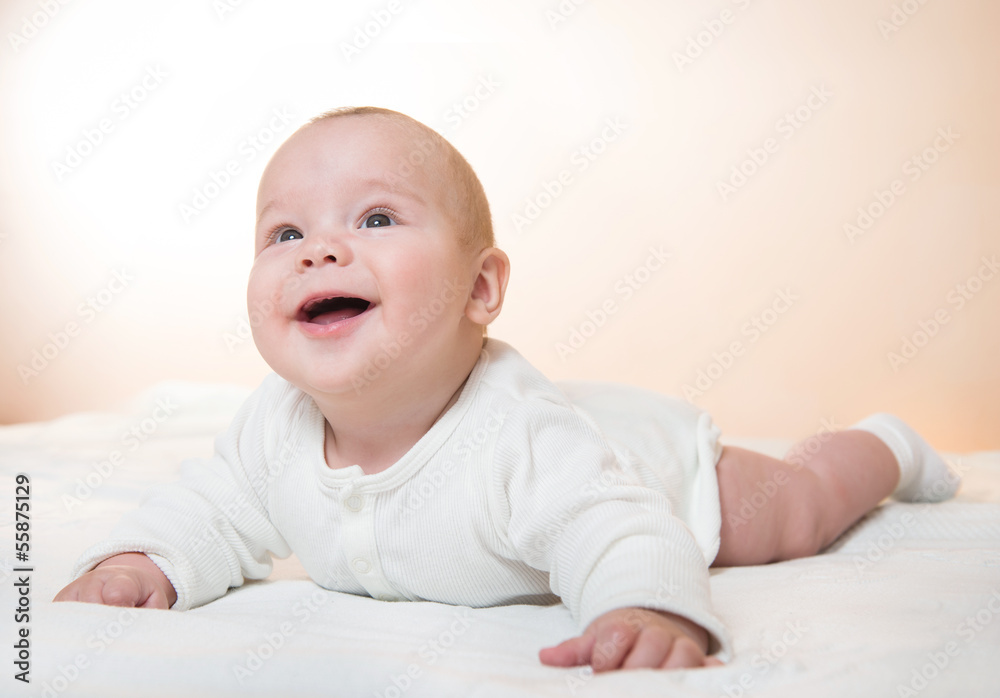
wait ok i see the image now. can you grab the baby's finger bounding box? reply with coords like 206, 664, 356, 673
539, 634, 595, 667
621, 628, 674, 670
67, 574, 116, 605
660, 635, 707, 669
102, 574, 144, 607
590, 628, 633, 672
137, 585, 171, 610
52, 582, 80, 603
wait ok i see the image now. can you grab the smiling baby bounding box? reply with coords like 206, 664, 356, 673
55, 107, 960, 672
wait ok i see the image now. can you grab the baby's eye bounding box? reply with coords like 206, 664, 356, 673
274, 228, 303, 243
361, 212, 396, 229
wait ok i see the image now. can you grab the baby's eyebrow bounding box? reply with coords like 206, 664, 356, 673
351, 177, 428, 206
257, 201, 278, 226
256, 179, 428, 228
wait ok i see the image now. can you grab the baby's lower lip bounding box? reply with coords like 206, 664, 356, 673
297, 305, 373, 337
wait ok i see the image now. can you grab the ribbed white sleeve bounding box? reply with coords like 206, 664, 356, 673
70, 374, 294, 610
490, 401, 731, 656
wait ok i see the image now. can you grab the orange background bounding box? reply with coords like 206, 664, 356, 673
1, 0, 997, 450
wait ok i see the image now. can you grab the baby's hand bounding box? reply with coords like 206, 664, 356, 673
538, 607, 723, 671
53, 553, 177, 609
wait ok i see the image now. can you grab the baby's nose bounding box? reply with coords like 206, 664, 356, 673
298, 235, 349, 269
299, 252, 336, 268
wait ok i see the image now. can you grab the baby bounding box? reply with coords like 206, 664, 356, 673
55, 106, 961, 672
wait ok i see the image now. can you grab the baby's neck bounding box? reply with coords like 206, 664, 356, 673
315, 342, 480, 476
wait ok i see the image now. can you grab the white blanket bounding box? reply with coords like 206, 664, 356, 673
2, 382, 998, 697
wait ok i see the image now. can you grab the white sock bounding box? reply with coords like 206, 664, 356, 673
850, 413, 961, 502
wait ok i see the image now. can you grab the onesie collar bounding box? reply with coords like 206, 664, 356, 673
311, 340, 495, 492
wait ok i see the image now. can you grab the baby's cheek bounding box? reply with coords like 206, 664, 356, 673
246, 266, 285, 311
245, 264, 267, 306
244, 274, 286, 354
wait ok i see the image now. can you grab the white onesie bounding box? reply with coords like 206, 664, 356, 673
72, 338, 732, 656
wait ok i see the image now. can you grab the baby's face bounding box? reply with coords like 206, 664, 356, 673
248, 116, 479, 398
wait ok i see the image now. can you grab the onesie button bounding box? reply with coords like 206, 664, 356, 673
344, 494, 364, 512
352, 558, 371, 574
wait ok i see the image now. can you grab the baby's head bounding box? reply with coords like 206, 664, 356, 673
247, 107, 509, 400
300, 107, 495, 250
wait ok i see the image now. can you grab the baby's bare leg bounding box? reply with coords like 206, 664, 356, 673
712, 431, 899, 567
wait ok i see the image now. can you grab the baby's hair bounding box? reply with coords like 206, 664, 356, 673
307, 106, 495, 253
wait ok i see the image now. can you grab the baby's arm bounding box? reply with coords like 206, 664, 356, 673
540, 607, 722, 671
57, 375, 296, 611
54, 553, 177, 609
491, 402, 733, 671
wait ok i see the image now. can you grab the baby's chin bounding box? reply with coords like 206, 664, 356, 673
277, 357, 399, 404
272, 366, 362, 400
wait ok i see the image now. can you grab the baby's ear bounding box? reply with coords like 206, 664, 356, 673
465, 247, 510, 326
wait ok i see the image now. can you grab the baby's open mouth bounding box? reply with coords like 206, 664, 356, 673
298, 296, 372, 325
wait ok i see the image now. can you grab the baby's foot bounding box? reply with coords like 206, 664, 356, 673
851, 413, 961, 502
